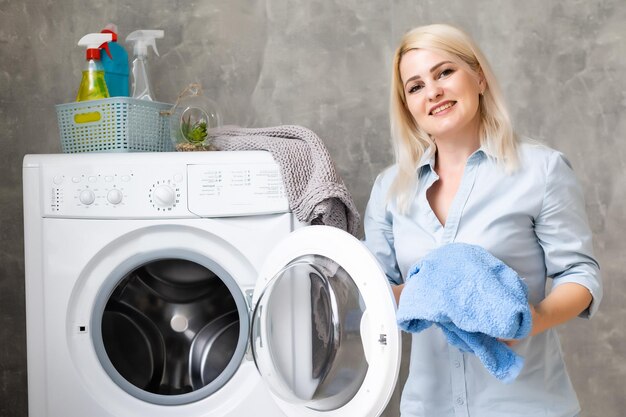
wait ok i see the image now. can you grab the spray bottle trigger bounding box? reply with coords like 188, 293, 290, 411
149, 40, 160, 57
100, 42, 113, 59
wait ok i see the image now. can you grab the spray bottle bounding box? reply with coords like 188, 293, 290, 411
126, 30, 164, 101
76, 33, 113, 102
100, 23, 129, 97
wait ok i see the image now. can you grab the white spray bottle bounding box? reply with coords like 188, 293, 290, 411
125, 30, 164, 101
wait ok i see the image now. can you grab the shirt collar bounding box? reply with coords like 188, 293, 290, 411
417, 146, 490, 172
469, 147, 489, 162
417, 147, 436, 170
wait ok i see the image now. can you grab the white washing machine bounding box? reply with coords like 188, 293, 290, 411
23, 151, 400, 417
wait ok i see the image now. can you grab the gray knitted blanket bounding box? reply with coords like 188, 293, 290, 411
209, 125, 360, 236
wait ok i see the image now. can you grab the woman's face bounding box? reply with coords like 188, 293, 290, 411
399, 48, 484, 142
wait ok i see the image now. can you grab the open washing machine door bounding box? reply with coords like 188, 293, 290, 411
250, 225, 401, 417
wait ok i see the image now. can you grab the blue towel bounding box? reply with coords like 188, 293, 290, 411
396, 243, 532, 383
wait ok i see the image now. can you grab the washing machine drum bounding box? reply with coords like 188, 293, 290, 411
98, 258, 248, 404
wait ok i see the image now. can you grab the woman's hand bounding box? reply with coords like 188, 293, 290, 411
499, 282, 592, 347
499, 304, 537, 347
392, 283, 405, 305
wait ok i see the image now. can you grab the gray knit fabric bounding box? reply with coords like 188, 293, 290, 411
209, 125, 361, 236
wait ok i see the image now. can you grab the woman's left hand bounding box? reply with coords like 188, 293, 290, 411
499, 283, 593, 347
499, 304, 538, 347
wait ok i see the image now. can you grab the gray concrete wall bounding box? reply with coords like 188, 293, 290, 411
1, 0, 624, 416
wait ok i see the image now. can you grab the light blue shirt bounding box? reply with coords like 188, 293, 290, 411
363, 141, 601, 417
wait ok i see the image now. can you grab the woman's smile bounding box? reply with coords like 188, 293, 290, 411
429, 100, 456, 115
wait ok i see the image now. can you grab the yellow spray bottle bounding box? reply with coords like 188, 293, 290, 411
76, 33, 113, 102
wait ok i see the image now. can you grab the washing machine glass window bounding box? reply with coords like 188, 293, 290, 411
251, 254, 367, 412
93, 257, 249, 405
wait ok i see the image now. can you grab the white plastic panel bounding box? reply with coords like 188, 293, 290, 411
25, 151, 289, 219
187, 162, 288, 217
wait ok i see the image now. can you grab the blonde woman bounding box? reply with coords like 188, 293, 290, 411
364, 24, 601, 417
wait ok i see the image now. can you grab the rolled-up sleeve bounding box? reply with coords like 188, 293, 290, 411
534, 152, 602, 317
363, 172, 403, 286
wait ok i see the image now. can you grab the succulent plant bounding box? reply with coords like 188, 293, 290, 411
181, 114, 208, 144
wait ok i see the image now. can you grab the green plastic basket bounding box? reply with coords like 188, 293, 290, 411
55, 97, 175, 153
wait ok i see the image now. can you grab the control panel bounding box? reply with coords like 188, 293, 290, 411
187, 163, 288, 217
40, 155, 289, 219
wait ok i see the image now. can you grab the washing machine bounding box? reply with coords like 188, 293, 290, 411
23, 150, 401, 417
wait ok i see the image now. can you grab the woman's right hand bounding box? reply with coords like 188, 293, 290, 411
392, 283, 405, 305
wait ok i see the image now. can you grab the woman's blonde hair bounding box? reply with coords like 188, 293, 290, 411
389, 24, 518, 212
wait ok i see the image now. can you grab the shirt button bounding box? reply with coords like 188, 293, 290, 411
456, 397, 465, 406
454, 360, 461, 368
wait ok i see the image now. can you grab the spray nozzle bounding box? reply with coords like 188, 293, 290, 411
126, 30, 164, 58
78, 33, 113, 60
101, 23, 119, 42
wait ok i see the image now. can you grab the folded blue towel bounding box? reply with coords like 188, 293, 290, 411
396, 243, 532, 383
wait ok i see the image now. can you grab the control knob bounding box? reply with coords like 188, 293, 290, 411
107, 189, 123, 205
152, 184, 176, 208
79, 189, 96, 205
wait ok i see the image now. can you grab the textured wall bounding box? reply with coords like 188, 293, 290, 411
1, 0, 624, 416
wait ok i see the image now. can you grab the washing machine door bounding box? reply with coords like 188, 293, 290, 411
250, 225, 401, 417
